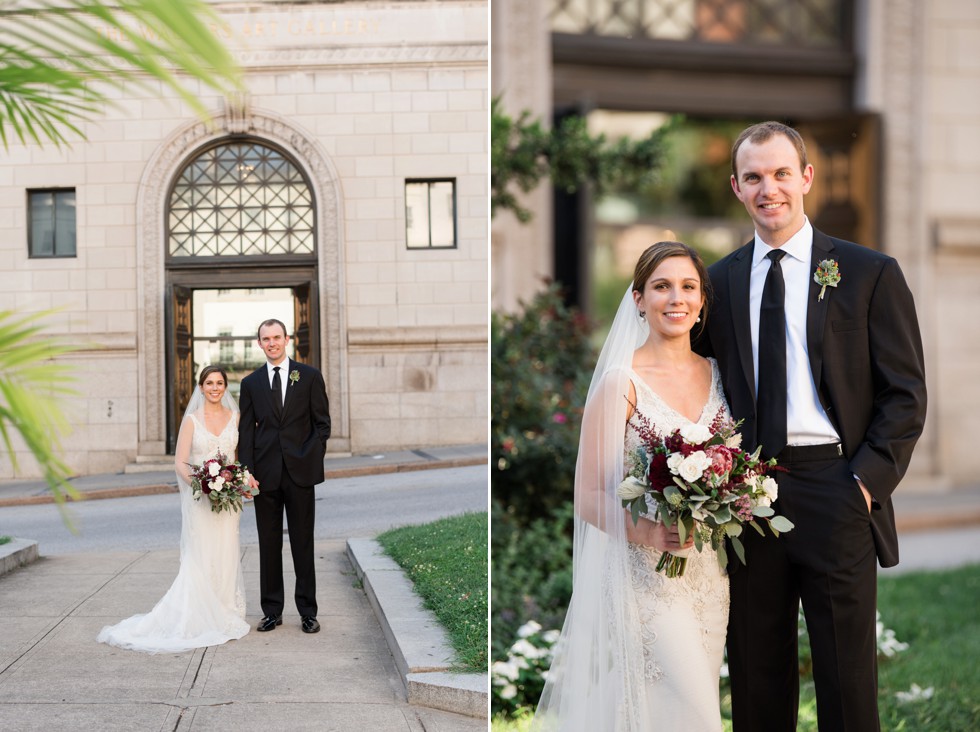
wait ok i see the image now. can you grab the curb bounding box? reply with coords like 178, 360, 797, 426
346, 537, 487, 719
896, 509, 980, 534
0, 455, 487, 509
0, 483, 177, 508
0, 538, 39, 578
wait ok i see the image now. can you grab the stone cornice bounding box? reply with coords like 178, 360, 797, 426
233, 43, 487, 69
348, 325, 488, 348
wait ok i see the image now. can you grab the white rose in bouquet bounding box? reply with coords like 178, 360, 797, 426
678, 451, 712, 482
679, 423, 712, 445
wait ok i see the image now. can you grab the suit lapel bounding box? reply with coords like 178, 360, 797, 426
806, 230, 834, 407
728, 241, 756, 402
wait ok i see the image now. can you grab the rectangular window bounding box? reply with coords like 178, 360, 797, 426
28, 189, 77, 258
405, 179, 457, 249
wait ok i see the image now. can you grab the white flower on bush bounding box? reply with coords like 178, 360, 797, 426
666, 453, 684, 473
680, 423, 712, 444
492, 621, 562, 715
208, 462, 220, 477
678, 452, 711, 483
895, 683, 933, 704
876, 611, 908, 657
617, 477, 647, 501
492, 659, 521, 682
517, 620, 542, 638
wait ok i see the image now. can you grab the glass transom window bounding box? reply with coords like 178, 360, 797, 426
168, 141, 315, 257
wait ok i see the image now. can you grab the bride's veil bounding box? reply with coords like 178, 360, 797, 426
531, 286, 653, 731
174, 374, 240, 490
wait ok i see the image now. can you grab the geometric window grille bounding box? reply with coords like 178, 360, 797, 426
168, 141, 315, 257
550, 0, 847, 49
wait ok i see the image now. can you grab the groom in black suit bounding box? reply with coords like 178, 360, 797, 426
699, 122, 927, 730
238, 318, 331, 634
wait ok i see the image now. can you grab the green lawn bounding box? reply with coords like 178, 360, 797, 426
494, 563, 980, 731
377, 511, 488, 672
0, 536, 11, 546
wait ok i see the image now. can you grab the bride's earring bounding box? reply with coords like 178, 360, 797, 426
696, 316, 701, 323
638, 310, 646, 320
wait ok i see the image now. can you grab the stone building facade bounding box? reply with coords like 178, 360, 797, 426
492, 0, 980, 490
1, 0, 488, 478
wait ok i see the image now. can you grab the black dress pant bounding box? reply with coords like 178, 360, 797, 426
253, 459, 317, 618
728, 450, 879, 732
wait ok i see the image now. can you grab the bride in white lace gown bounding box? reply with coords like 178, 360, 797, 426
533, 242, 729, 731
97, 366, 249, 653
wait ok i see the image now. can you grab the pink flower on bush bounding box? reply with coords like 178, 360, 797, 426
552, 412, 567, 424
220, 469, 234, 482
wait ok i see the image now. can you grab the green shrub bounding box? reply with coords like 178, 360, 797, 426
491, 500, 573, 663
491, 283, 594, 525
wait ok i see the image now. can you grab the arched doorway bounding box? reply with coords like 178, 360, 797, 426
164, 139, 319, 452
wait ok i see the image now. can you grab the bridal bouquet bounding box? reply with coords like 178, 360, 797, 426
619, 406, 794, 577
188, 452, 257, 514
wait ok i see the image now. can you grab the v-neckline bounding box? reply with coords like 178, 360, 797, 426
198, 412, 233, 438
629, 361, 716, 425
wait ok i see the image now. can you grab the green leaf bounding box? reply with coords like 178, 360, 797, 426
0, 310, 79, 516
716, 545, 728, 570
0, 0, 243, 149
770, 515, 796, 533
663, 484, 682, 505
731, 535, 746, 566
752, 505, 775, 518
629, 497, 643, 526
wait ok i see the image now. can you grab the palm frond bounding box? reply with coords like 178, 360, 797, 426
0, 310, 80, 515
0, 0, 243, 148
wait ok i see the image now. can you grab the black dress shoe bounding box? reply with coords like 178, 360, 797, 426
257, 615, 282, 632
301, 616, 320, 634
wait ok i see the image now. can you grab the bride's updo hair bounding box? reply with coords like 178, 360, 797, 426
198, 365, 228, 388
631, 240, 713, 333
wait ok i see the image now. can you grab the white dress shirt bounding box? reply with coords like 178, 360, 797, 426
265, 359, 288, 408
750, 218, 839, 446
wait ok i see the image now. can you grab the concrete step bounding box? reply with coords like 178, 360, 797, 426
0, 538, 39, 578
346, 538, 487, 719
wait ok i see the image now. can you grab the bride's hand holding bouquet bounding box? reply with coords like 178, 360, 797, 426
619, 404, 795, 577
188, 452, 259, 514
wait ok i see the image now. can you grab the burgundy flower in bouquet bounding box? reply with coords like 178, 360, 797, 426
188, 452, 258, 514
618, 404, 794, 577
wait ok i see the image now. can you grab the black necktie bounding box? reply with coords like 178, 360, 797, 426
272, 366, 283, 419
757, 250, 787, 459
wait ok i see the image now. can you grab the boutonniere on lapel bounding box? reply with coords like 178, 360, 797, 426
813, 259, 841, 302
289, 369, 300, 385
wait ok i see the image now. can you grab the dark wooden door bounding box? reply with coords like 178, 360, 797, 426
166, 284, 194, 453
800, 114, 882, 249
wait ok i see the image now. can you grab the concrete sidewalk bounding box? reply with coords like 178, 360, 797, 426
0, 444, 489, 730
0, 541, 486, 732
0, 444, 487, 508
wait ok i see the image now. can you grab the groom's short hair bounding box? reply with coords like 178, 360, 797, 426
257, 319, 288, 340
731, 121, 808, 177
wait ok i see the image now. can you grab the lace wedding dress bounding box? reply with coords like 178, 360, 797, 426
97, 412, 248, 653
622, 358, 730, 730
